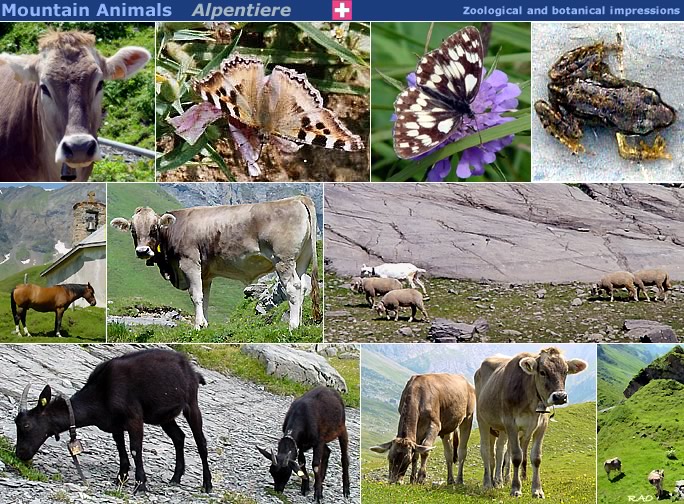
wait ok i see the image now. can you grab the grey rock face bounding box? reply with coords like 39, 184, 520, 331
241, 345, 348, 393
0, 344, 359, 504
324, 183, 684, 283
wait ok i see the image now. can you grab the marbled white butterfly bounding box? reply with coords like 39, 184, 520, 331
393, 26, 484, 159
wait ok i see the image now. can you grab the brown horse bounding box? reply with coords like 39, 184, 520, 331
11, 283, 96, 338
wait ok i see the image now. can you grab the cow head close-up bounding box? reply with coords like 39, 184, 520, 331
0, 31, 149, 175
111, 207, 176, 260
370, 437, 434, 483
519, 347, 587, 407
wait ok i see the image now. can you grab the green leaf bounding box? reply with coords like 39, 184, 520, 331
205, 143, 236, 181
157, 136, 208, 172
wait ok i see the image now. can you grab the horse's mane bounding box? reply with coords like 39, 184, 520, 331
59, 283, 90, 296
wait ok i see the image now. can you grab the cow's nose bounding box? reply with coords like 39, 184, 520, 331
56, 134, 101, 167
550, 391, 568, 405
136, 246, 154, 258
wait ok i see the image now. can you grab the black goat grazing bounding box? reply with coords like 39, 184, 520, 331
14, 349, 212, 493
258, 386, 350, 503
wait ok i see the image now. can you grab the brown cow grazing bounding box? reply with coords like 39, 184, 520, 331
475, 348, 587, 498
0, 31, 150, 181
11, 283, 96, 338
370, 373, 475, 485
111, 196, 320, 330
649, 469, 665, 499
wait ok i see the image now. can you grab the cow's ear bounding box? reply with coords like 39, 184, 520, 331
105, 47, 151, 80
0, 54, 39, 83
369, 441, 394, 453
158, 213, 177, 228
414, 444, 436, 454
519, 357, 537, 375
38, 385, 51, 410
566, 359, 588, 375
110, 217, 130, 232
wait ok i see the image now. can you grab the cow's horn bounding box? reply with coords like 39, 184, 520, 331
271, 448, 277, 465
19, 384, 30, 412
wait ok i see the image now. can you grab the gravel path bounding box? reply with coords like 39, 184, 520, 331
0, 344, 360, 504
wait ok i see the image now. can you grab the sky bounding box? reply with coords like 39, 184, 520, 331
0, 183, 63, 190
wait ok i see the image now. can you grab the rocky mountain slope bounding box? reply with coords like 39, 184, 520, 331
624, 345, 684, 398
0, 345, 359, 504
160, 183, 323, 232
0, 184, 104, 279
325, 183, 684, 283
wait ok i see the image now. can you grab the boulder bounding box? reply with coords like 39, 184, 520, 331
241, 344, 347, 392
429, 318, 477, 342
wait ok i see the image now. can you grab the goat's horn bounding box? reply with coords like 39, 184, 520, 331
19, 384, 30, 412
271, 448, 277, 465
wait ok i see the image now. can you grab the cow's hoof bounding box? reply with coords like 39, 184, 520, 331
511, 489, 522, 497
455, 477, 464, 485
202, 481, 213, 493
532, 489, 545, 499
115, 474, 129, 486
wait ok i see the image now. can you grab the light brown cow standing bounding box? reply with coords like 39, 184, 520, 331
110, 196, 320, 331
475, 348, 587, 498
0, 31, 150, 181
648, 469, 665, 499
369, 373, 475, 486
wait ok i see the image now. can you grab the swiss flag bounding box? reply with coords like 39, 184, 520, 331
332, 0, 352, 20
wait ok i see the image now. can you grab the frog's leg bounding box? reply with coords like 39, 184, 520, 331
534, 100, 585, 154
616, 132, 672, 160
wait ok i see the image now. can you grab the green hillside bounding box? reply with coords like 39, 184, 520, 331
598, 379, 684, 502
363, 402, 596, 503
598, 345, 656, 409
0, 264, 49, 292
107, 183, 322, 342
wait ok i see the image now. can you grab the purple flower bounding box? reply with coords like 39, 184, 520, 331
398, 69, 521, 181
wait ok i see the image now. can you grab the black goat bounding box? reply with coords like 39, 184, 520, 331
258, 386, 350, 503
14, 348, 212, 493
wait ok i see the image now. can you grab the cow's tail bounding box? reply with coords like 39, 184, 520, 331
301, 196, 321, 323
10, 287, 18, 324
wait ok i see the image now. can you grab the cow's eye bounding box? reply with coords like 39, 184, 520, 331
23, 423, 30, 430
96, 80, 104, 93
540, 370, 547, 377
40, 84, 51, 98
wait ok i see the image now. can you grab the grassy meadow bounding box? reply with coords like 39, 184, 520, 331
326, 272, 684, 343
363, 402, 597, 503
107, 184, 323, 343
598, 379, 684, 502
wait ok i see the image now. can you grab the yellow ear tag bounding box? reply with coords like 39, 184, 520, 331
156, 244, 161, 253
297, 470, 306, 478
40, 398, 47, 407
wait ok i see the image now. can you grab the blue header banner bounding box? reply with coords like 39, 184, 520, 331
0, 0, 682, 21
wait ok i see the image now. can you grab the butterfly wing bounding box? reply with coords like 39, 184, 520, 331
262, 66, 364, 151
393, 26, 484, 159
416, 26, 484, 103
193, 54, 264, 128
393, 88, 464, 159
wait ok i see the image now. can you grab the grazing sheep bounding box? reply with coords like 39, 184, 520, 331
361, 263, 428, 296
604, 457, 622, 478
649, 469, 665, 499
351, 277, 403, 307
634, 268, 673, 302
591, 271, 644, 302
674, 480, 684, 499
374, 288, 429, 322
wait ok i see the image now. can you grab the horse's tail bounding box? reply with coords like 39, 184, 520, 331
10, 287, 18, 324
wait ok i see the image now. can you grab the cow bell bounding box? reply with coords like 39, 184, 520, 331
61, 164, 77, 181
